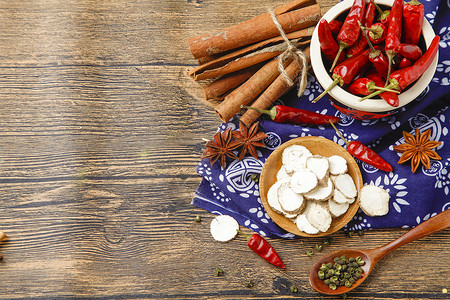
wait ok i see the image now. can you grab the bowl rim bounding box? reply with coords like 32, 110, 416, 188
310, 0, 439, 113
259, 136, 363, 237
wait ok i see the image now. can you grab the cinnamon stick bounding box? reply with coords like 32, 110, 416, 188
0, 231, 6, 242
189, 27, 314, 81
187, 3, 321, 59
215, 56, 294, 122
203, 64, 261, 100
240, 47, 311, 127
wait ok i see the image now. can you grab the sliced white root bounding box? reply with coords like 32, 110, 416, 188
278, 183, 305, 214
284, 211, 300, 220
306, 155, 330, 184
276, 165, 291, 180
210, 215, 239, 242
295, 213, 320, 234
328, 198, 350, 217
333, 188, 355, 204
334, 173, 358, 199
267, 178, 290, 214
282, 145, 312, 173
304, 178, 333, 201
305, 202, 332, 233
360, 185, 390, 217
290, 169, 318, 194
328, 155, 348, 175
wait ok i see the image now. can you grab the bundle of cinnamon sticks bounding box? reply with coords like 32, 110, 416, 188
187, 0, 321, 126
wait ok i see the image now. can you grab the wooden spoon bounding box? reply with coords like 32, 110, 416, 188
309, 209, 450, 295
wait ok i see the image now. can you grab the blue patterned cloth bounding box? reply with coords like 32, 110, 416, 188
192, 0, 450, 238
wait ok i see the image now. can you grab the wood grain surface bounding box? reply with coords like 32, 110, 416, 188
0, 0, 448, 299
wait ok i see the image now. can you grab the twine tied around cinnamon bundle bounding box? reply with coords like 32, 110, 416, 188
268, 8, 308, 97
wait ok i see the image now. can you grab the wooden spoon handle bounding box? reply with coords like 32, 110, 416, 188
369, 209, 450, 262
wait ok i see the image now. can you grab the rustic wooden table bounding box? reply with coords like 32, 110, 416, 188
0, 0, 448, 299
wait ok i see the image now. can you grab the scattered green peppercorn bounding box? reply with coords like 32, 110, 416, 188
315, 244, 323, 252
245, 280, 254, 288
290, 286, 298, 293
194, 215, 201, 222
250, 174, 259, 183
306, 250, 314, 257
215, 267, 224, 276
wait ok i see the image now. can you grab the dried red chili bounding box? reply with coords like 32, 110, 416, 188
365, 23, 387, 45
347, 77, 398, 96
366, 71, 399, 107
318, 19, 346, 64
399, 57, 412, 69
402, 0, 424, 45
242, 105, 340, 126
313, 49, 371, 103
396, 43, 423, 61
384, 0, 404, 83
347, 1, 376, 57
358, 21, 389, 79
370, 0, 390, 25
363, 35, 440, 100
239, 231, 285, 269
329, 0, 366, 71
330, 122, 393, 172
329, 20, 343, 37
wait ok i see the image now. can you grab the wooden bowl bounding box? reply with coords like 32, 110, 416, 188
259, 136, 363, 237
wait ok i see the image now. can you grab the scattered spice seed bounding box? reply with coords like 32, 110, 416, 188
245, 280, 255, 288
193, 215, 202, 223
315, 244, 323, 252
306, 250, 314, 257
250, 174, 259, 183
215, 267, 224, 276
290, 285, 298, 293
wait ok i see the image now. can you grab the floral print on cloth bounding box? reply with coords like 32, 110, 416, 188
192, 0, 450, 238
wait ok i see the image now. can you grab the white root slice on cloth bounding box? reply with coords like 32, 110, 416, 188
295, 213, 320, 234
282, 144, 312, 173
276, 165, 291, 180
304, 177, 334, 201
278, 183, 305, 214
333, 188, 355, 204
328, 155, 348, 175
306, 202, 332, 232
267, 177, 291, 214
306, 155, 329, 184
328, 198, 350, 217
334, 173, 358, 199
360, 185, 390, 216
290, 169, 318, 194
210, 215, 239, 242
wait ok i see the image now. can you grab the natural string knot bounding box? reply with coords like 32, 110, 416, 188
268, 8, 308, 97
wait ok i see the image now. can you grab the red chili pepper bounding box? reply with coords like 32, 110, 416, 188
363, 35, 440, 100
366, 71, 399, 106
399, 57, 412, 69
313, 49, 371, 103
385, 0, 404, 82
369, 0, 390, 25
402, 0, 424, 45
347, 1, 376, 57
239, 231, 285, 269
358, 21, 389, 79
365, 23, 387, 44
396, 43, 423, 61
347, 77, 398, 96
242, 105, 340, 126
329, 0, 366, 71
318, 19, 346, 64
330, 122, 393, 172
329, 20, 343, 37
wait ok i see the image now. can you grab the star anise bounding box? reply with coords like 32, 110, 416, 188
393, 128, 442, 173
201, 128, 240, 169
232, 121, 268, 160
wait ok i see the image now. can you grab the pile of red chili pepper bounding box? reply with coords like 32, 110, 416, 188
313, 0, 439, 107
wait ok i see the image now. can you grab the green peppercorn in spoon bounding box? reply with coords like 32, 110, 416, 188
309, 209, 450, 295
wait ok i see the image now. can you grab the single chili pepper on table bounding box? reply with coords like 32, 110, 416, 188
242, 105, 340, 126
369, 0, 390, 25
363, 35, 440, 100
329, 0, 366, 71
238, 230, 285, 269
358, 21, 389, 79
402, 0, 424, 45
330, 122, 393, 172
318, 19, 346, 64
384, 0, 404, 84
396, 43, 423, 61
313, 49, 371, 103
399, 57, 412, 69
347, 1, 376, 57
328, 19, 343, 37
366, 71, 399, 106
347, 77, 399, 95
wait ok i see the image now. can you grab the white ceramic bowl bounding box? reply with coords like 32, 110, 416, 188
310, 0, 438, 113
